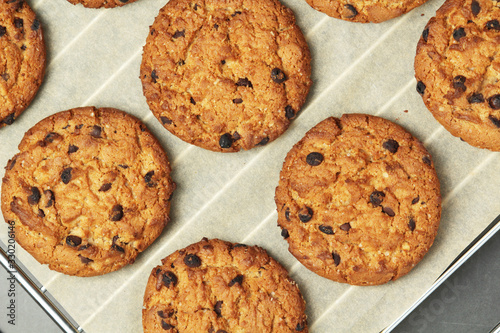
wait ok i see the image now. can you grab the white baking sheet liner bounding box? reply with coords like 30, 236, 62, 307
0, 0, 499, 332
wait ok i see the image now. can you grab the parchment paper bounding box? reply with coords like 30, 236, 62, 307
1, 0, 499, 332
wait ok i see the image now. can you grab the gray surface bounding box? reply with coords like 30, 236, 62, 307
1, 226, 499, 333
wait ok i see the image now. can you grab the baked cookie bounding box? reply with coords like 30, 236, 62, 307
140, 0, 312, 152
66, 0, 139, 8
1, 107, 176, 276
304, 0, 428, 23
0, 0, 45, 128
275, 114, 441, 286
143, 238, 308, 332
415, 0, 500, 151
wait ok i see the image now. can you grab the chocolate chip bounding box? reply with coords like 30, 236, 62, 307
220, 59, 225, 65
178, 59, 185, 66
161, 320, 174, 330
271, 68, 287, 83
28, 187, 41, 205
216, 330, 228, 333
157, 310, 170, 319
20, 45, 26, 50
416, 81, 426, 95
90, 125, 102, 138
344, 4, 358, 18
236, 78, 253, 88
144, 170, 155, 187
151, 70, 158, 83
44, 190, 54, 207
173, 29, 185, 38
233, 98, 243, 104
160, 116, 172, 125
468, 93, 484, 104
228, 274, 244, 287
257, 137, 269, 146
99, 183, 112, 192
422, 27, 429, 42
68, 145, 79, 154
340, 223, 351, 232
422, 155, 432, 165
306, 152, 324, 166
0, 25, 6, 37
214, 24, 219, 30
66, 235, 82, 247
285, 207, 290, 221
44, 132, 60, 143
112, 235, 125, 252
453, 27, 466, 41
411, 196, 420, 205
37, 209, 45, 218
486, 20, 500, 31
285, 105, 296, 119
61, 167, 73, 184
332, 252, 341, 266
118, 164, 129, 169
281, 228, 289, 239
190, 97, 196, 105
408, 217, 416, 231
488, 115, 500, 128
162, 271, 178, 288
14, 18, 23, 28
1, 73, 9, 81
298, 206, 313, 223
231, 11, 242, 17
184, 254, 201, 268
488, 95, 500, 110
78, 255, 93, 264
453, 75, 466, 91
318, 225, 334, 235
370, 191, 385, 207
383, 139, 399, 153
232, 132, 241, 141
78, 244, 90, 251
110, 205, 124, 221
382, 206, 395, 217
31, 19, 40, 31
219, 133, 233, 148
471, 0, 480, 16
295, 322, 306, 332
8, 157, 16, 170
214, 301, 223, 317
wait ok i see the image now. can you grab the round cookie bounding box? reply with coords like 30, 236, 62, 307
414, 0, 500, 151
304, 0, 428, 23
275, 114, 441, 286
0, 0, 46, 128
1, 107, 176, 276
140, 0, 312, 152
143, 238, 308, 332
66, 0, 139, 8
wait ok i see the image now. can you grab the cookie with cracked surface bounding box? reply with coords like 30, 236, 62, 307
275, 114, 441, 286
141, 0, 312, 152
66, 0, 139, 8
143, 238, 308, 332
415, 0, 500, 151
304, 0, 428, 23
1, 107, 176, 276
0, 0, 46, 128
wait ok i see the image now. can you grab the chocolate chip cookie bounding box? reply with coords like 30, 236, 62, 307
1, 107, 176, 276
0, 0, 45, 128
304, 0, 428, 23
415, 0, 500, 151
66, 0, 139, 8
143, 238, 308, 332
140, 0, 312, 152
275, 114, 441, 286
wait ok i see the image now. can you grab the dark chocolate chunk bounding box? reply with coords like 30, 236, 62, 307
61, 167, 73, 184
161, 320, 174, 330
369, 191, 385, 207
99, 183, 112, 192
471, 0, 481, 16
110, 205, 124, 221
78, 255, 93, 264
306, 152, 324, 166
382, 206, 395, 217
14, 18, 23, 29
271, 68, 287, 84
219, 133, 233, 148
416, 81, 426, 95
233, 98, 243, 104
44, 132, 61, 143
295, 322, 306, 332
344, 4, 358, 18
228, 274, 244, 287
340, 223, 351, 232
318, 225, 334, 235
214, 301, 223, 317
285, 207, 290, 221
78, 244, 90, 251
488, 94, 500, 110
178, 59, 185, 66
468, 93, 484, 104
232, 132, 241, 141
90, 125, 102, 138
453, 27, 466, 41
184, 254, 202, 268
216, 330, 228, 333
332, 252, 341, 266
31, 19, 40, 31
214, 24, 219, 30
28, 187, 41, 205
66, 235, 82, 247
144, 170, 155, 187
8, 157, 16, 170
452, 75, 466, 91
118, 164, 129, 169
162, 271, 178, 288
151, 70, 158, 83
236, 78, 253, 88
37, 209, 45, 218
422, 27, 429, 42
488, 115, 500, 128
257, 137, 269, 146
112, 236, 125, 252
2, 112, 15, 125
68, 145, 79, 154
285, 105, 296, 119
383, 139, 399, 153
486, 20, 500, 31
411, 196, 420, 205
0, 25, 6, 37
173, 29, 185, 38
160, 116, 172, 125
190, 96, 196, 105
231, 10, 242, 16
408, 217, 416, 231
422, 155, 432, 165
1, 73, 9, 81
281, 228, 290, 239
44, 190, 54, 207
298, 206, 313, 223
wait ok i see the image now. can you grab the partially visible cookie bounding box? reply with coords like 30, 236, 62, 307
66, 0, 139, 8
141, 0, 312, 152
143, 238, 308, 332
0, 0, 46, 128
275, 114, 441, 286
415, 0, 500, 151
1, 107, 176, 276
304, 0, 428, 23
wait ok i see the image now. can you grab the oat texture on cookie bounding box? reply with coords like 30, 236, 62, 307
1, 107, 176, 276
141, 0, 312, 152
143, 238, 308, 332
275, 114, 441, 286
66, 0, 139, 9
415, 0, 500, 151
304, 0, 429, 23
0, 0, 45, 128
